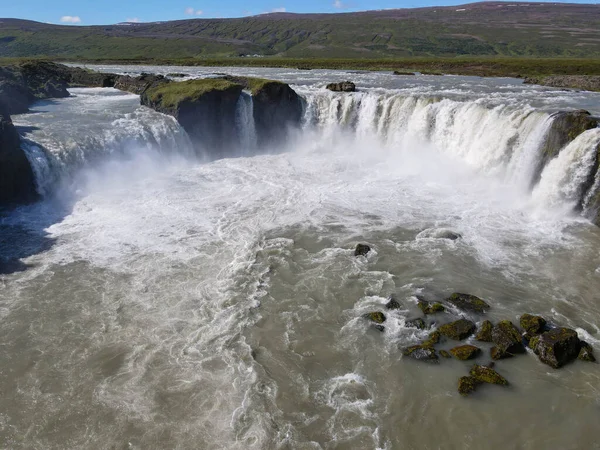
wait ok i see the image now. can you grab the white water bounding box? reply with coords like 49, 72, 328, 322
2, 69, 600, 449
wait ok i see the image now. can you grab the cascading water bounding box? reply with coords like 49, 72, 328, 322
235, 91, 258, 153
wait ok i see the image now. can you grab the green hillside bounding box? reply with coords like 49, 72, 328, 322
1, 2, 600, 60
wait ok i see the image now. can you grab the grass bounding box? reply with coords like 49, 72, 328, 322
144, 79, 240, 108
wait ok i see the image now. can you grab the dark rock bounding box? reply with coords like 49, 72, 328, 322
458, 376, 480, 396
116, 73, 170, 95
406, 318, 426, 330
492, 320, 525, 356
402, 344, 438, 361
532, 327, 581, 368
423, 330, 441, 346
438, 319, 476, 340
393, 70, 415, 76
440, 350, 451, 358
364, 312, 386, 324
519, 314, 547, 334
490, 346, 512, 360
450, 345, 482, 360
0, 108, 38, 206
385, 296, 401, 310
578, 341, 596, 362
354, 243, 371, 257
417, 296, 445, 314
166, 73, 188, 78
326, 81, 356, 92
373, 324, 385, 332
469, 364, 509, 385
475, 320, 493, 342
446, 293, 490, 313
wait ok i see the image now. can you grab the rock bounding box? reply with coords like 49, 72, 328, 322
446, 293, 490, 313
450, 345, 482, 360
166, 73, 188, 78
385, 296, 401, 310
440, 350, 451, 358
492, 320, 525, 356
527, 335, 540, 351
0, 108, 38, 206
406, 318, 426, 330
423, 330, 441, 346
417, 297, 445, 314
326, 81, 356, 92
458, 376, 480, 396
469, 364, 509, 385
438, 319, 476, 340
354, 243, 371, 257
416, 228, 462, 240
115, 73, 170, 95
490, 346, 511, 360
532, 327, 581, 368
475, 320, 493, 342
373, 324, 385, 332
578, 341, 596, 362
393, 70, 415, 76
364, 312, 386, 324
519, 314, 547, 334
402, 345, 438, 361
523, 75, 600, 93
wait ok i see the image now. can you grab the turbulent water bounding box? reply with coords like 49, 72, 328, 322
1, 67, 600, 449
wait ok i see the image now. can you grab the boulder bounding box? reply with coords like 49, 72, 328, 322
491, 320, 525, 357
326, 81, 356, 92
417, 297, 445, 314
475, 320, 493, 342
446, 293, 490, 313
440, 350, 451, 358
393, 70, 415, 76
578, 341, 596, 363
385, 296, 401, 310
116, 73, 170, 95
364, 312, 386, 324
354, 243, 371, 256
450, 345, 481, 360
531, 327, 581, 368
373, 324, 385, 332
406, 318, 426, 330
402, 345, 438, 361
423, 330, 441, 346
438, 319, 476, 340
469, 364, 509, 385
519, 314, 547, 334
458, 376, 479, 396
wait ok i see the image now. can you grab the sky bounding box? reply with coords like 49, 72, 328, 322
2, 0, 599, 25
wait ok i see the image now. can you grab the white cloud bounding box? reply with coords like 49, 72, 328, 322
126, 17, 141, 23
333, 0, 343, 8
271, 7, 286, 12
185, 7, 203, 16
60, 16, 81, 24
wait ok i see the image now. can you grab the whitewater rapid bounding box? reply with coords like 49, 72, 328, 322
2, 69, 600, 449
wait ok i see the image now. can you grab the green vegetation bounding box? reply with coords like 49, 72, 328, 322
144, 79, 240, 108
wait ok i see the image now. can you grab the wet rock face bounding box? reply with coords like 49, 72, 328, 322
385, 297, 401, 310
475, 320, 493, 342
417, 297, 445, 314
326, 81, 356, 92
354, 244, 371, 257
519, 314, 547, 334
491, 320, 525, 358
115, 73, 170, 95
450, 345, 481, 360
438, 319, 476, 340
403, 345, 438, 361
469, 365, 509, 385
532, 327, 581, 368
578, 342, 596, 362
446, 293, 490, 313
406, 318, 427, 330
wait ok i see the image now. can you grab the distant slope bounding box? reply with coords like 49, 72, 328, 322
1, 2, 600, 60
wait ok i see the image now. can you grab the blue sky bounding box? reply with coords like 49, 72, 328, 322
3, 0, 599, 24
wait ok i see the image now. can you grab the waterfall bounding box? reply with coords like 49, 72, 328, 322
235, 91, 257, 154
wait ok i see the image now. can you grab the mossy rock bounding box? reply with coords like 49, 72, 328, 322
528, 335, 540, 351
440, 350, 451, 358
438, 319, 476, 340
385, 297, 401, 310
364, 312, 386, 324
519, 314, 547, 334
535, 327, 581, 368
447, 293, 490, 313
354, 243, 371, 257
492, 320, 525, 356
490, 346, 512, 360
475, 320, 493, 342
417, 297, 445, 314
143, 78, 242, 109
402, 344, 438, 361
469, 364, 509, 385
578, 341, 596, 362
458, 376, 480, 396
406, 318, 427, 330
423, 330, 441, 346
450, 345, 482, 361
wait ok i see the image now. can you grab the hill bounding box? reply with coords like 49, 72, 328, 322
1, 2, 600, 60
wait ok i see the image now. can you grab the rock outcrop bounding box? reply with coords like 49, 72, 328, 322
530, 327, 581, 368
326, 81, 356, 92
523, 75, 600, 93
491, 320, 525, 359
446, 293, 490, 313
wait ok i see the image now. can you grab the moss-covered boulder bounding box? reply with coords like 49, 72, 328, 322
354, 243, 371, 256
417, 297, 445, 314
385, 296, 401, 310
578, 341, 596, 362
423, 330, 441, 346
447, 293, 490, 313
450, 345, 482, 360
519, 314, 547, 334
469, 364, 509, 385
406, 318, 427, 330
438, 319, 476, 340
364, 311, 386, 324
492, 320, 525, 356
440, 350, 451, 358
402, 344, 438, 361
475, 320, 493, 342
532, 327, 581, 368
490, 346, 511, 360
458, 376, 480, 396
